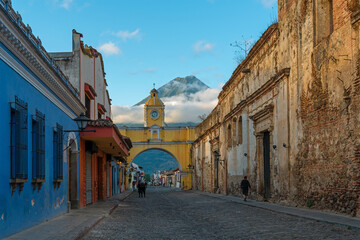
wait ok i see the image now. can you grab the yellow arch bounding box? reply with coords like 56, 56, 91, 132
130, 147, 182, 171
119, 88, 195, 190
119, 127, 195, 190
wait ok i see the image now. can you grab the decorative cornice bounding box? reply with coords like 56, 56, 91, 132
224, 100, 246, 123
223, 68, 289, 123
194, 68, 290, 139
0, 46, 79, 118
0, 1, 84, 115
209, 137, 219, 146
249, 104, 274, 122
219, 23, 279, 101
84, 83, 97, 99
194, 123, 220, 144
246, 68, 290, 105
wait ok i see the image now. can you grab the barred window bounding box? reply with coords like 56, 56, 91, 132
10, 96, 28, 180
32, 110, 45, 180
53, 123, 63, 180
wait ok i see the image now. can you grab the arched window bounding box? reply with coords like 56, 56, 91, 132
232, 118, 237, 146
238, 117, 243, 145
227, 124, 232, 148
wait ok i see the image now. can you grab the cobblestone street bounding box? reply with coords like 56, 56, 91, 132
83, 187, 359, 240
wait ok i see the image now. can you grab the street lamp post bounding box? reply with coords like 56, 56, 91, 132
64, 113, 95, 132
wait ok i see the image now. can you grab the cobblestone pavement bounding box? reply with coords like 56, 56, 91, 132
83, 187, 359, 240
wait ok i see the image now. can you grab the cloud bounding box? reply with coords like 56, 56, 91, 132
98, 42, 121, 56
261, 0, 277, 8
112, 105, 144, 124
112, 88, 221, 124
59, 0, 73, 9
115, 29, 141, 40
193, 41, 215, 54
129, 67, 157, 75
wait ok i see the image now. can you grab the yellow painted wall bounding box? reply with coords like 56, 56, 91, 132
120, 88, 195, 190
119, 127, 195, 190
145, 106, 164, 127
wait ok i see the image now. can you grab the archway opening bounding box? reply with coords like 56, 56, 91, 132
132, 149, 180, 186
67, 137, 79, 209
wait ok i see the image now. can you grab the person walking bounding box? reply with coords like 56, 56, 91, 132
137, 181, 144, 198
132, 181, 136, 191
143, 181, 147, 198
240, 176, 251, 201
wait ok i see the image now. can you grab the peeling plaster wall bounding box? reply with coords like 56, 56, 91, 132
192, 0, 360, 216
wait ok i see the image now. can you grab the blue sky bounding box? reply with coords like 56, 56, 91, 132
12, 0, 277, 123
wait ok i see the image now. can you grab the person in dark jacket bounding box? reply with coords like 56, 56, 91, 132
240, 176, 251, 201
143, 181, 147, 198
137, 181, 144, 198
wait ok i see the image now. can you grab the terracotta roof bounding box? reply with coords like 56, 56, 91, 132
123, 136, 133, 148
87, 119, 114, 127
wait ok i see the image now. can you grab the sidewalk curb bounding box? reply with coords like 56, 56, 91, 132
73, 190, 134, 240
74, 215, 105, 240
193, 191, 360, 231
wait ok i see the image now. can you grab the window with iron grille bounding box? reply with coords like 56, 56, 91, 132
32, 110, 45, 180
53, 123, 63, 180
10, 96, 28, 180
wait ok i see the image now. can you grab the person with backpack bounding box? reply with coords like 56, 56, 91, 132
240, 176, 251, 201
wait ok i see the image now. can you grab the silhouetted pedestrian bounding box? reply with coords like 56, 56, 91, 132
143, 181, 147, 198
138, 180, 146, 198
241, 176, 251, 201
137, 181, 143, 198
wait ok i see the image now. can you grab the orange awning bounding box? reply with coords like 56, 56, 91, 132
80, 119, 131, 157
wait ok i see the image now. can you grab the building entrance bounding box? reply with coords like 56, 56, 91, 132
263, 131, 271, 200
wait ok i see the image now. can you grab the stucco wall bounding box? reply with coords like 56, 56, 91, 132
0, 42, 80, 238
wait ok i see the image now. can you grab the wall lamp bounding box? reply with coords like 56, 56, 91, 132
283, 143, 290, 148
187, 164, 194, 170
64, 113, 96, 132
244, 153, 248, 157
273, 145, 277, 150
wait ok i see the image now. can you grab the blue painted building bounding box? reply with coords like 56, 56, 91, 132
0, 0, 85, 238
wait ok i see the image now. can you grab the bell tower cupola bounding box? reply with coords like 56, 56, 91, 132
144, 88, 165, 127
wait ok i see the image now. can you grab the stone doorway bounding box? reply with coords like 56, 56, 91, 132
263, 131, 271, 200
250, 104, 274, 201
213, 150, 220, 193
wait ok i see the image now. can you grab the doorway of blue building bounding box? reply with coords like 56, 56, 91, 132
68, 139, 79, 209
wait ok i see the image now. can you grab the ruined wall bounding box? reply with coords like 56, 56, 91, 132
286, 0, 360, 216
192, 0, 360, 217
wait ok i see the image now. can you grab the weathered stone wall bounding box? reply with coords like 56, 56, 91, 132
287, 0, 360, 216
192, 0, 360, 216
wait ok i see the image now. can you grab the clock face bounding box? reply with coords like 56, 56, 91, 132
150, 110, 159, 119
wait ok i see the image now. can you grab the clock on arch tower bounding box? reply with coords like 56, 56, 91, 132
144, 88, 165, 127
